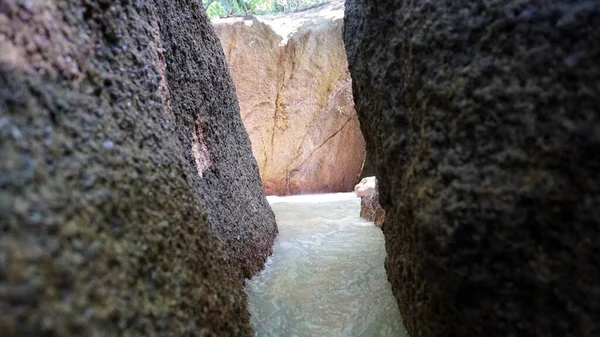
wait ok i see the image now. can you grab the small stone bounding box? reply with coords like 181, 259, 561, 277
61, 221, 80, 237
29, 212, 43, 224
102, 140, 114, 149
11, 126, 22, 139
71, 253, 85, 266
355, 176, 385, 227
24, 0, 34, 10
72, 239, 84, 251
87, 241, 103, 257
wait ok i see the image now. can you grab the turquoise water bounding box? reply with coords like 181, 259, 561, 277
246, 193, 407, 337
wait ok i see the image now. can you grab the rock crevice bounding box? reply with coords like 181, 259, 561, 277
214, 2, 365, 195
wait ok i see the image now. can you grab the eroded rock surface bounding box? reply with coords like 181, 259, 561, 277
345, 1, 600, 336
0, 1, 276, 335
355, 177, 385, 227
213, 1, 365, 195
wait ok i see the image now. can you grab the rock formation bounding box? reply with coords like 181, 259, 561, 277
344, 1, 600, 336
354, 177, 385, 227
1, 1, 276, 335
213, 1, 365, 195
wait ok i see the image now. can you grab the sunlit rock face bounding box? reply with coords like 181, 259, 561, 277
0, 1, 276, 335
344, 0, 600, 336
213, 1, 366, 196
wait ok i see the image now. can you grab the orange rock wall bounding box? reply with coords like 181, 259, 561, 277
214, 18, 365, 195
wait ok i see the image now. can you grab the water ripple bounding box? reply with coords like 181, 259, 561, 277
246, 193, 407, 337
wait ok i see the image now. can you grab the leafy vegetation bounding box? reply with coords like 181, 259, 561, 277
203, 0, 328, 18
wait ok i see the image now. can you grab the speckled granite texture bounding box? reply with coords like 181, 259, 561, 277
344, 1, 600, 336
0, 0, 276, 335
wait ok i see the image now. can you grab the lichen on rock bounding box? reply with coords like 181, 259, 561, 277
0, 1, 276, 335
344, 0, 600, 336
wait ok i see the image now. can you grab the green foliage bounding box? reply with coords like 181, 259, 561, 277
206, 2, 228, 18
203, 0, 327, 18
283, 0, 327, 12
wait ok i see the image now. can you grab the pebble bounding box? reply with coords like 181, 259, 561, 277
11, 126, 22, 139
102, 140, 114, 149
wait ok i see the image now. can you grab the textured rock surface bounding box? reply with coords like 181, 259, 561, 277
213, 1, 365, 195
0, 1, 276, 335
344, 1, 600, 336
355, 177, 385, 227
359, 154, 375, 179
355, 176, 385, 227
354, 176, 375, 197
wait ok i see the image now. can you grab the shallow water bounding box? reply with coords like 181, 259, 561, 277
246, 193, 406, 337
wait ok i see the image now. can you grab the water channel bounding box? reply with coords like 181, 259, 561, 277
246, 193, 407, 336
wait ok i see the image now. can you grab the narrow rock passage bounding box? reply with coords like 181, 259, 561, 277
246, 193, 406, 336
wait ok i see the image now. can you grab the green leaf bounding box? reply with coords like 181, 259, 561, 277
206, 2, 228, 18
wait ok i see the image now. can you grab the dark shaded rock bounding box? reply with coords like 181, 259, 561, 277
344, 1, 600, 336
355, 177, 385, 227
359, 153, 375, 179
0, 1, 276, 336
